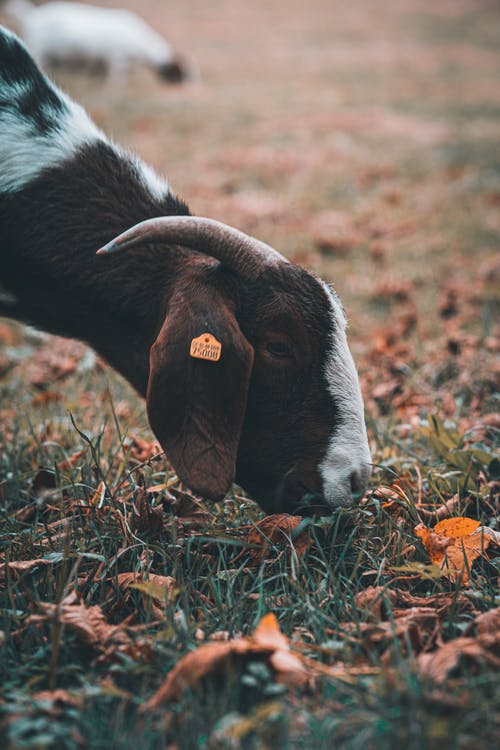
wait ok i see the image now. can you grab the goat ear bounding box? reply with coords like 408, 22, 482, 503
146, 288, 254, 501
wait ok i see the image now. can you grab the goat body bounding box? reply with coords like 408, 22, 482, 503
5, 0, 188, 81
0, 26, 371, 515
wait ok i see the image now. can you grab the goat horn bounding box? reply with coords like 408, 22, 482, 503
97, 216, 288, 280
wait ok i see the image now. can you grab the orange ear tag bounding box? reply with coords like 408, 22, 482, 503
190, 333, 222, 362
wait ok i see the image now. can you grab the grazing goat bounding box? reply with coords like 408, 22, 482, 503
4, 0, 190, 82
0, 26, 372, 514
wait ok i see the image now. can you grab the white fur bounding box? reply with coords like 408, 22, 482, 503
7, 1, 175, 74
0, 76, 101, 193
319, 282, 372, 507
0, 28, 171, 197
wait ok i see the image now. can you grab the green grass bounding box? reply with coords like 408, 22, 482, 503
0, 370, 498, 748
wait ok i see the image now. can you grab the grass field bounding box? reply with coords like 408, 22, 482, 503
0, 0, 499, 748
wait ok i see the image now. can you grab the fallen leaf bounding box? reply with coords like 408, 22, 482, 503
166, 488, 212, 527
117, 571, 176, 616
57, 449, 86, 472
417, 613, 500, 684
466, 606, 500, 637
144, 641, 243, 708
1, 558, 54, 582
414, 517, 492, 585
128, 436, 162, 463
144, 613, 313, 710
433, 517, 481, 538
252, 612, 290, 651
132, 489, 164, 535
30, 591, 148, 662
246, 515, 310, 563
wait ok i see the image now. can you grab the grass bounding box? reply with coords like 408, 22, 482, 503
0, 0, 499, 748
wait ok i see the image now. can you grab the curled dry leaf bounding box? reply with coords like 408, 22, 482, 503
349, 586, 482, 656
132, 488, 164, 535
117, 571, 176, 596
117, 572, 176, 617
1, 558, 54, 583
340, 609, 440, 656
414, 517, 492, 585
128, 436, 162, 463
466, 606, 500, 637
354, 585, 478, 621
144, 612, 312, 711
57, 449, 86, 472
246, 514, 310, 563
166, 488, 212, 527
417, 607, 500, 684
30, 591, 152, 662
417, 493, 472, 523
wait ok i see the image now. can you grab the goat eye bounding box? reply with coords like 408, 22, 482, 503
265, 340, 293, 360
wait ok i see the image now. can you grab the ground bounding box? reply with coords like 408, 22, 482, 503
0, 0, 499, 748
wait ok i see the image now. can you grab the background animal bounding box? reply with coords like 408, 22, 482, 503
3, 0, 191, 82
0, 25, 371, 514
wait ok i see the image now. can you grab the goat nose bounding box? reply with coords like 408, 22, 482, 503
349, 468, 368, 499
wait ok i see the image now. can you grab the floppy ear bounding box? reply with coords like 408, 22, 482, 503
146, 285, 254, 501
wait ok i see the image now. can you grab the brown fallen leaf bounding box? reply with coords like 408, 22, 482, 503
466, 606, 500, 637
144, 613, 312, 710
417, 632, 500, 684
246, 515, 310, 563
128, 436, 162, 463
132, 488, 164, 535
116, 572, 176, 618
416, 494, 472, 523
349, 586, 484, 657
354, 586, 478, 621
415, 517, 492, 585
166, 488, 212, 527
29, 591, 152, 662
339, 608, 441, 656
1, 558, 54, 583
57, 449, 86, 472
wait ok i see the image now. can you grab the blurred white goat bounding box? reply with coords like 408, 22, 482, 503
5, 0, 192, 82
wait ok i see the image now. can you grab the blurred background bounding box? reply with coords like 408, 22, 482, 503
1, 0, 499, 427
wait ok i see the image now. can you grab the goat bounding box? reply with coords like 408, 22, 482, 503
0, 26, 372, 515
4, 0, 190, 83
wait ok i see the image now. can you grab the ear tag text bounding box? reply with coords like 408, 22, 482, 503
190, 333, 222, 362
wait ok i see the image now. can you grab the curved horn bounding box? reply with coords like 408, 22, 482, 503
97, 216, 288, 280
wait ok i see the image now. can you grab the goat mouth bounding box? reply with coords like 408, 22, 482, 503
260, 475, 330, 517
290, 483, 331, 517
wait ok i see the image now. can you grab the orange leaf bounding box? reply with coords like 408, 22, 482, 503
144, 612, 311, 710
434, 517, 480, 538
252, 612, 289, 650
414, 519, 491, 585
